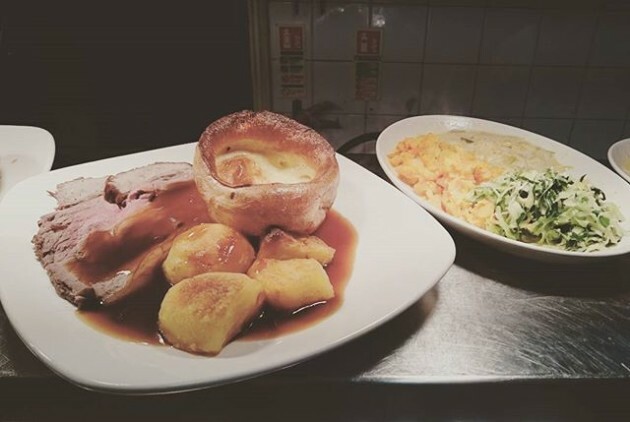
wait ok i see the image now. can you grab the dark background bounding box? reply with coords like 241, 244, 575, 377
0, 1, 253, 168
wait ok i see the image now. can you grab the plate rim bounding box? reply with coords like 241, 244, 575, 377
0, 125, 56, 172
608, 137, 630, 184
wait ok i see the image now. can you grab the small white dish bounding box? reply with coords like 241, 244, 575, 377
0, 143, 455, 394
376, 115, 630, 263
0, 126, 55, 202
608, 138, 630, 184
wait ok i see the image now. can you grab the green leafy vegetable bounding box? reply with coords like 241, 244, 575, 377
470, 169, 624, 252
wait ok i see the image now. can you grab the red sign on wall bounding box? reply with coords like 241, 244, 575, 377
356, 29, 382, 56
279, 26, 304, 53
278, 25, 306, 99
355, 29, 382, 101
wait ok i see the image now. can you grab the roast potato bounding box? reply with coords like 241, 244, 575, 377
162, 223, 255, 284
158, 272, 264, 354
248, 258, 334, 312
257, 228, 335, 265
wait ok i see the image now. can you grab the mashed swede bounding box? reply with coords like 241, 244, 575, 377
388, 130, 564, 228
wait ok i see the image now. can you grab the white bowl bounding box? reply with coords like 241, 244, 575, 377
608, 138, 630, 184
376, 115, 630, 263
0, 126, 55, 201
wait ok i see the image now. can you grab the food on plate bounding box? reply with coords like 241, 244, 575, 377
193, 110, 340, 236
162, 223, 255, 284
257, 228, 335, 265
158, 272, 264, 355
32, 162, 209, 307
471, 170, 624, 251
247, 229, 337, 312
33, 111, 353, 356
248, 258, 334, 312
388, 130, 624, 251
388, 132, 504, 227
624, 158, 630, 174
436, 130, 563, 170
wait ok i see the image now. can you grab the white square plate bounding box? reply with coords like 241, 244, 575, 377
0, 143, 455, 394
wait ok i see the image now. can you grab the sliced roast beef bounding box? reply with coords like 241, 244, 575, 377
33, 162, 210, 308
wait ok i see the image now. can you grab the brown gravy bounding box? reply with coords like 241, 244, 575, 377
78, 209, 358, 346
70, 181, 210, 286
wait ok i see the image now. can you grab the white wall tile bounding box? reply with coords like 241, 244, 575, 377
367, 63, 421, 115
589, 12, 630, 66
420, 64, 476, 115
317, 113, 366, 149
570, 119, 624, 159
480, 8, 539, 65
425, 7, 484, 64
524, 67, 582, 118
534, 11, 596, 66
312, 61, 365, 113
269, 2, 312, 60
577, 68, 630, 119
270, 59, 312, 114
522, 118, 573, 144
371, 5, 427, 62
312, 3, 369, 60
472, 66, 529, 117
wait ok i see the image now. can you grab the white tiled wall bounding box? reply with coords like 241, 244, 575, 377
534, 10, 595, 65
480, 8, 539, 65
313, 3, 369, 60
366, 63, 421, 115
524, 67, 582, 118
425, 7, 484, 64
371, 5, 427, 62
265, 0, 630, 159
472, 66, 529, 117
312, 61, 364, 113
577, 68, 630, 119
268, 2, 312, 60
420, 64, 475, 115
570, 119, 625, 158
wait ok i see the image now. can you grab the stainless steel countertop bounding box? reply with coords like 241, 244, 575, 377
2, 154, 630, 384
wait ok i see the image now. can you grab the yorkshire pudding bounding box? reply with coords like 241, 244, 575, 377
193, 110, 339, 236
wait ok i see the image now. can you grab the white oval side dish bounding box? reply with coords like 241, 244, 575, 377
376, 115, 630, 263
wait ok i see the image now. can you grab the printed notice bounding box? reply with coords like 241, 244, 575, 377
355, 29, 382, 101
279, 25, 306, 99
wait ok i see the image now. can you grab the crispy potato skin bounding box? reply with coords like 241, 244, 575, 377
162, 223, 255, 284
257, 228, 335, 265
248, 258, 334, 312
158, 272, 264, 355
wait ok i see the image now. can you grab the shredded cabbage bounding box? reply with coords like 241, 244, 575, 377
470, 169, 624, 252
